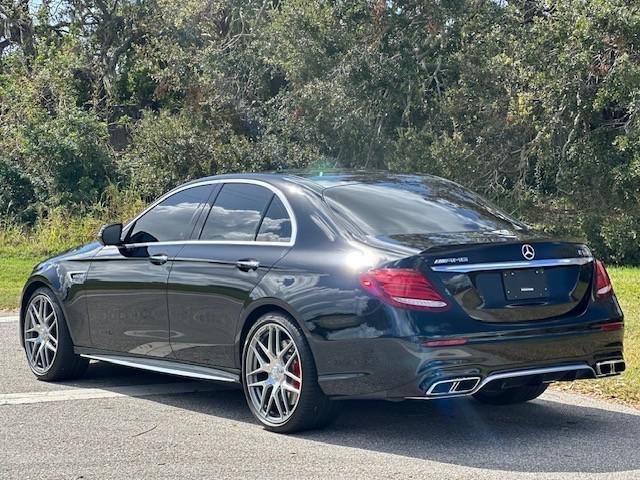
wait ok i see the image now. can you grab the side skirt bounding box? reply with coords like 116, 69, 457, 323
79, 353, 240, 383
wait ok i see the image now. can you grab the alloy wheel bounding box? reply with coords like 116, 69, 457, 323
245, 323, 302, 426
24, 294, 59, 374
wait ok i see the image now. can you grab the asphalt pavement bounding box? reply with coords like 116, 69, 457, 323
1, 316, 639, 479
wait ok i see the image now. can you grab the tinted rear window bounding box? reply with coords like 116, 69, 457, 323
200, 183, 273, 241
323, 180, 522, 236
256, 196, 292, 242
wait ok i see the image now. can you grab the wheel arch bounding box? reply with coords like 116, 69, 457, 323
20, 275, 66, 347
235, 298, 310, 369
20, 277, 52, 319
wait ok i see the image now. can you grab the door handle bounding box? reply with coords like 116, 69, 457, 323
236, 259, 260, 272
149, 254, 169, 265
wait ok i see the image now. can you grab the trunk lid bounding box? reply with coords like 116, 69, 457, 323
367, 232, 594, 323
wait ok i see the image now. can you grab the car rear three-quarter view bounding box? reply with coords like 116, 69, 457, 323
19, 172, 625, 433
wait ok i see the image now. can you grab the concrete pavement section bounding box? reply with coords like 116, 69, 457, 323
1, 321, 639, 479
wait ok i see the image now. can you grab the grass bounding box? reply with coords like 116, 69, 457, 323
0, 255, 45, 311
0, 186, 145, 310
554, 267, 640, 407
0, 213, 110, 310
0, 245, 638, 407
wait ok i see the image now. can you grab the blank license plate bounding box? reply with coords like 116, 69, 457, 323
502, 269, 549, 300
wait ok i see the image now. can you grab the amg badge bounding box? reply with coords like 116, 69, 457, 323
433, 257, 469, 265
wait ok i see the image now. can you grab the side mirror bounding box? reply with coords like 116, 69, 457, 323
98, 223, 123, 246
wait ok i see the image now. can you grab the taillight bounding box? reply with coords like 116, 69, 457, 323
360, 268, 449, 311
595, 260, 613, 298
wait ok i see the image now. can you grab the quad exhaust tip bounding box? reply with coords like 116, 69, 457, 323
595, 359, 625, 377
417, 362, 622, 400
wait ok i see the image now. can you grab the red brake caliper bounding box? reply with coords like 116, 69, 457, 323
291, 358, 301, 390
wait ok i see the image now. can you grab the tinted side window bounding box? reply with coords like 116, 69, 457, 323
257, 197, 292, 242
200, 183, 272, 241
127, 185, 211, 243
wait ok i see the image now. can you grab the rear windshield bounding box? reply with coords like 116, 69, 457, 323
323, 178, 524, 236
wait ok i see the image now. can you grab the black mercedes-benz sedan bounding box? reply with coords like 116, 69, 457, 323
19, 172, 625, 432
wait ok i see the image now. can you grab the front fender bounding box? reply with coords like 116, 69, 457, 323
20, 243, 100, 347
19, 271, 58, 348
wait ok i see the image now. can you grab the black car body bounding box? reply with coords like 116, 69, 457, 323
20, 172, 625, 432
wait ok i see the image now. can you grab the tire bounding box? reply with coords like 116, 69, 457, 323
473, 383, 548, 405
22, 287, 89, 381
242, 312, 337, 433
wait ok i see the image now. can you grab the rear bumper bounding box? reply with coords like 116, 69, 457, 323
314, 327, 624, 400
406, 360, 625, 399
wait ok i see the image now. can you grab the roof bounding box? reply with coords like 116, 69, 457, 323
180, 170, 449, 194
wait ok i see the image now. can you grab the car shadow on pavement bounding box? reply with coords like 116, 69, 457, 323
76, 362, 640, 474
56, 360, 189, 388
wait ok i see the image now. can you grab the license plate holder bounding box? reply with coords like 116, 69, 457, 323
502, 269, 549, 300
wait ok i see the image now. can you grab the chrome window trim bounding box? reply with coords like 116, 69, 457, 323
105, 239, 294, 249
122, 178, 297, 248
430, 257, 593, 273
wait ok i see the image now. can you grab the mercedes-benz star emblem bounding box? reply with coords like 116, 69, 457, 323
522, 244, 535, 260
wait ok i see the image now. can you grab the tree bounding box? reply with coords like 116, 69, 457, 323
0, 0, 639, 262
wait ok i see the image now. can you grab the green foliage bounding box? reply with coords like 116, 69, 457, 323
0, 158, 37, 223
21, 110, 114, 207
121, 112, 249, 198
589, 213, 640, 266
1, 0, 640, 263
120, 109, 327, 198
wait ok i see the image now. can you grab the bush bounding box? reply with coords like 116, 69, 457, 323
119, 111, 316, 199
585, 213, 640, 266
21, 110, 115, 209
0, 159, 37, 223
121, 112, 237, 198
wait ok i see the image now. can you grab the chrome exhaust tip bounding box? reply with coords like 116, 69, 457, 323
595, 359, 625, 377
407, 363, 598, 401
426, 376, 481, 397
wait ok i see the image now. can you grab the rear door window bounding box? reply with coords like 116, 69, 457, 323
200, 183, 273, 241
256, 196, 292, 242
